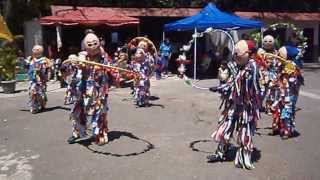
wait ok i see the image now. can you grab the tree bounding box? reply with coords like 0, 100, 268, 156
5, 0, 319, 35
5, 0, 53, 34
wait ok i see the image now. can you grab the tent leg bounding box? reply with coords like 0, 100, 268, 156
56, 26, 62, 52
260, 28, 264, 47
194, 27, 197, 81
162, 31, 165, 42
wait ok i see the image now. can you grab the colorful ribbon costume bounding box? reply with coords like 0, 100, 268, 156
65, 33, 139, 145
128, 37, 156, 107
277, 46, 304, 138
26, 45, 51, 114
207, 40, 262, 170
130, 48, 153, 107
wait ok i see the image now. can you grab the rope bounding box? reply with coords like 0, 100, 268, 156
181, 28, 235, 90
183, 75, 210, 90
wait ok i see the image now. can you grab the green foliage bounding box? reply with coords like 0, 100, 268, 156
6, 0, 53, 34
249, 22, 308, 59
0, 44, 17, 81
249, 30, 281, 49
249, 30, 262, 46
67, 0, 319, 10
5, 0, 319, 35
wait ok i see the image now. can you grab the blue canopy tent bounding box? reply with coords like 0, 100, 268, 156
164, 3, 263, 79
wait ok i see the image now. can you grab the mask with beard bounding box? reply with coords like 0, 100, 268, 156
234, 40, 250, 66
32, 45, 44, 58
83, 33, 101, 57
262, 35, 275, 51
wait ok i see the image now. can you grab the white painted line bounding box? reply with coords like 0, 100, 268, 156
0, 150, 40, 180
300, 91, 320, 100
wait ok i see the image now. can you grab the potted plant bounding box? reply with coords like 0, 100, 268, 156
0, 44, 17, 93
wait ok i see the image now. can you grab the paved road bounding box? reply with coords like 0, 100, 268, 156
0, 70, 320, 180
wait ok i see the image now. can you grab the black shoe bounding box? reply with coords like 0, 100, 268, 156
67, 136, 79, 144
207, 154, 223, 163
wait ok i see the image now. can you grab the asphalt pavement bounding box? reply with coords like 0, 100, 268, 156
0, 69, 320, 180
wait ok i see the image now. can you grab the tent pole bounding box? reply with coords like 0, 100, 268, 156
260, 27, 263, 46
194, 27, 197, 81
56, 26, 62, 52
162, 31, 165, 42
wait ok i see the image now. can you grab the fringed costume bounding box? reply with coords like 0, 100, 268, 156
66, 33, 111, 145
256, 35, 284, 135
277, 46, 304, 139
207, 40, 262, 170
128, 37, 156, 107
130, 48, 153, 107
26, 45, 51, 114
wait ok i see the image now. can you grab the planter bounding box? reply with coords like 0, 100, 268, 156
16, 73, 28, 81
1, 80, 16, 94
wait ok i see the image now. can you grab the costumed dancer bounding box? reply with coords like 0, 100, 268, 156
128, 37, 156, 107
257, 35, 278, 55
131, 48, 152, 107
256, 35, 283, 134
256, 35, 279, 111
207, 40, 262, 170
276, 46, 304, 139
128, 37, 156, 69
65, 33, 112, 145
25, 45, 51, 114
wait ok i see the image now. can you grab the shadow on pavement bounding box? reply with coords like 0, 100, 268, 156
134, 102, 165, 109
189, 139, 215, 154
257, 127, 301, 139
189, 139, 261, 163
147, 103, 165, 108
149, 96, 160, 101
19, 106, 70, 113
121, 96, 164, 108
77, 130, 155, 157
223, 146, 261, 163
42, 106, 71, 112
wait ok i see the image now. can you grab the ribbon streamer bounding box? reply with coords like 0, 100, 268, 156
180, 28, 236, 90
183, 75, 210, 90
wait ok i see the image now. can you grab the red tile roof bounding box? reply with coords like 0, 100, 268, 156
235, 12, 320, 21
41, 7, 139, 26
51, 5, 201, 17
51, 6, 320, 21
